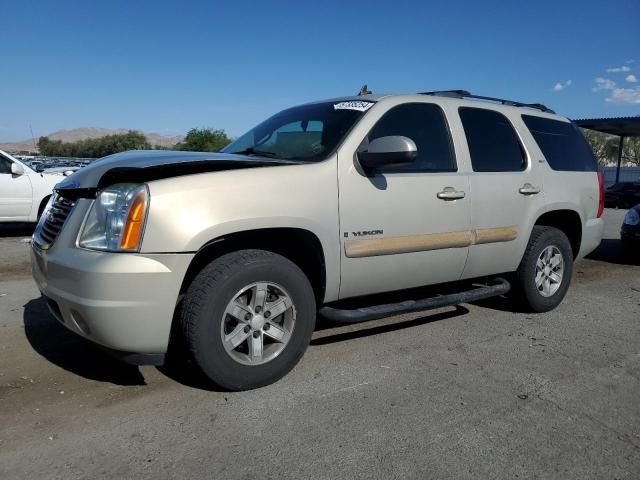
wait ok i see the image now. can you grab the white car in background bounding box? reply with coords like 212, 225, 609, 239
0, 149, 62, 222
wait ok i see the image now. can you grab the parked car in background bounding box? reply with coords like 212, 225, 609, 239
41, 166, 81, 176
621, 203, 640, 256
604, 182, 640, 209
31, 90, 604, 390
0, 150, 62, 222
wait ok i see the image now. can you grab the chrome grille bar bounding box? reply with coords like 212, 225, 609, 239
33, 194, 76, 250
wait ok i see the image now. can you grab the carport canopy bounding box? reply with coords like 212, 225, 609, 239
573, 116, 640, 184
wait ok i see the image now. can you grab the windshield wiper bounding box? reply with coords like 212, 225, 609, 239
230, 147, 279, 158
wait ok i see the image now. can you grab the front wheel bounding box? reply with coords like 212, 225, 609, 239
180, 249, 316, 391
512, 226, 574, 313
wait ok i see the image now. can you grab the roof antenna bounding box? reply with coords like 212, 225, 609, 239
358, 84, 372, 96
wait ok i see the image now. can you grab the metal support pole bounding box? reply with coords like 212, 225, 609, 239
615, 135, 625, 184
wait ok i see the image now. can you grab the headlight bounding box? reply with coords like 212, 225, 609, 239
624, 209, 640, 226
79, 183, 149, 252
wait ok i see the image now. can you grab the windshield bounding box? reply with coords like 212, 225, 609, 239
222, 101, 374, 162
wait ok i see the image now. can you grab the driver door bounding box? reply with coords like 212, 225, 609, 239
0, 155, 33, 219
337, 101, 471, 299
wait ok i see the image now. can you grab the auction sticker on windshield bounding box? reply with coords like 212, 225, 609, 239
333, 101, 375, 112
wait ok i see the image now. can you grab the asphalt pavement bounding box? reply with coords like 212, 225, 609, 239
0, 210, 638, 479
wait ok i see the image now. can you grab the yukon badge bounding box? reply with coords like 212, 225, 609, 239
344, 229, 383, 238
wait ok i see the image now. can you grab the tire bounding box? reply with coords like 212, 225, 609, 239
181, 249, 316, 391
512, 226, 574, 313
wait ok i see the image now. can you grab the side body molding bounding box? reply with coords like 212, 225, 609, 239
345, 227, 518, 258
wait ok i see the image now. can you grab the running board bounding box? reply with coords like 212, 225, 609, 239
319, 278, 510, 323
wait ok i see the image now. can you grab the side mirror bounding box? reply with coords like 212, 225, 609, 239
357, 136, 417, 170
11, 163, 25, 176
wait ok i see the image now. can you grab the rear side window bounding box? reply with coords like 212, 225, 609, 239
521, 115, 597, 171
459, 107, 526, 172
365, 103, 456, 172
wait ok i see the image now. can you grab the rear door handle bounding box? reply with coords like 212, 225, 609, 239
437, 187, 466, 201
519, 183, 541, 195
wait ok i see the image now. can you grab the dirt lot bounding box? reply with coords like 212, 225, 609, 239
1, 211, 639, 479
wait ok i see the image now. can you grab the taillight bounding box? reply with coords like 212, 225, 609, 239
597, 172, 604, 218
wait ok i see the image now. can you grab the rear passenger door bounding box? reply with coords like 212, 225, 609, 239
337, 102, 471, 299
457, 107, 545, 279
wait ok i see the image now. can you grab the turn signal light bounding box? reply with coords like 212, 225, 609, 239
120, 190, 148, 250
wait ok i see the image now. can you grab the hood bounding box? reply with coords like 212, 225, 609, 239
55, 150, 298, 195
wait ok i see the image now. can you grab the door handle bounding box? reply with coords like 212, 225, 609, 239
437, 187, 466, 201
519, 183, 541, 195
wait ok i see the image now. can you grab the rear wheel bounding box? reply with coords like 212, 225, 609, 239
512, 226, 573, 312
181, 249, 316, 390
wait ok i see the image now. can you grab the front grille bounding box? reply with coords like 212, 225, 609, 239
33, 194, 76, 250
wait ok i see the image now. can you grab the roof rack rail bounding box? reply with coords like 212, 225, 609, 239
419, 90, 555, 114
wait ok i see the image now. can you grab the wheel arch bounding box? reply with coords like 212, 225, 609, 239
533, 209, 582, 258
37, 194, 52, 219
178, 227, 328, 304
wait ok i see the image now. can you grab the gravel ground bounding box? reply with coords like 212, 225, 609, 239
0, 210, 639, 479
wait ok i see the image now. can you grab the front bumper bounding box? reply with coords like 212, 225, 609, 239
31, 243, 194, 357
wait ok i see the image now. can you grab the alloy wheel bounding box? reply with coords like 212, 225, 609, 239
220, 282, 296, 365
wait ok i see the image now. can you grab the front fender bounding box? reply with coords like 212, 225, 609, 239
140, 161, 340, 300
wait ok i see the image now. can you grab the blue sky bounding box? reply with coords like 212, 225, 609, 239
2, 0, 639, 142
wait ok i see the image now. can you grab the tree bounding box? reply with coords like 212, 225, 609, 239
37, 130, 151, 158
580, 129, 617, 166
623, 137, 640, 166
580, 128, 640, 167
175, 128, 232, 152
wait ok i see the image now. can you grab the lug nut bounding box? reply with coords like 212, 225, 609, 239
244, 313, 252, 321
264, 323, 270, 331
253, 331, 260, 338
243, 325, 250, 333
264, 311, 271, 318
254, 306, 262, 314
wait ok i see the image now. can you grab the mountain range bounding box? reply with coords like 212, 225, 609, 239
0, 128, 184, 153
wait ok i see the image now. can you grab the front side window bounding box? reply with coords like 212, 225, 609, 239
363, 103, 456, 172
0, 154, 13, 174
222, 101, 372, 162
459, 107, 526, 172
521, 115, 597, 172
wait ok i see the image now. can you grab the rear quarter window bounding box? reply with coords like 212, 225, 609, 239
521, 115, 597, 172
